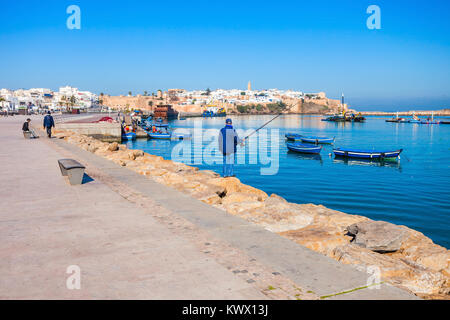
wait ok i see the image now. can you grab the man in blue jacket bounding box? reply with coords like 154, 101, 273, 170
218, 118, 242, 177
43, 111, 55, 138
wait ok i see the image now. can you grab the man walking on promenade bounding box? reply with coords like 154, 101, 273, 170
218, 118, 242, 178
43, 111, 55, 138
22, 118, 39, 138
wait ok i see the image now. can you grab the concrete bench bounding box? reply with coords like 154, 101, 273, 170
23, 131, 32, 139
58, 159, 86, 185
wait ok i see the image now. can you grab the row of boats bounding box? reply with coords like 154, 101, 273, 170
285, 133, 403, 160
122, 121, 192, 141
385, 112, 449, 125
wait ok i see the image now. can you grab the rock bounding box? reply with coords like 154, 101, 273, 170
346, 221, 408, 253
108, 142, 119, 151
331, 244, 448, 296
281, 226, 352, 255
87, 145, 98, 153
222, 192, 260, 205
207, 177, 268, 201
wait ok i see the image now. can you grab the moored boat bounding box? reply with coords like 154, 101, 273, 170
287, 143, 322, 154
285, 133, 303, 141
333, 147, 403, 160
300, 136, 335, 144
122, 132, 137, 141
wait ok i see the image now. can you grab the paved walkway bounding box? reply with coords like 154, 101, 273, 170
0, 115, 418, 299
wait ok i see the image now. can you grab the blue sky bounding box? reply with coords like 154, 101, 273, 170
0, 0, 449, 110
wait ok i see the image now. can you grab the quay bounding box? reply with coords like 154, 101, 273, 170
0, 115, 418, 299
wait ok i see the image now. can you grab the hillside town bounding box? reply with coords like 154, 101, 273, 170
0, 83, 347, 115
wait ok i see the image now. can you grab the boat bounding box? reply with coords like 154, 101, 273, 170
146, 123, 191, 140
285, 133, 303, 141
300, 136, 335, 144
122, 132, 136, 141
153, 105, 179, 120
333, 147, 403, 160
287, 143, 322, 154
386, 112, 405, 123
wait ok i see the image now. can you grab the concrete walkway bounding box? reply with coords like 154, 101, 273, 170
0, 115, 418, 299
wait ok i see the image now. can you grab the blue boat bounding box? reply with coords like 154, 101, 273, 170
333, 147, 403, 160
285, 133, 303, 141
300, 136, 335, 144
122, 132, 136, 141
287, 143, 322, 154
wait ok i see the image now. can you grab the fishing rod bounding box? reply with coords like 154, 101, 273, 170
242, 113, 283, 141
241, 102, 296, 141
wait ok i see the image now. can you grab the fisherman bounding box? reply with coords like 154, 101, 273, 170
43, 111, 55, 138
218, 118, 242, 178
22, 118, 39, 138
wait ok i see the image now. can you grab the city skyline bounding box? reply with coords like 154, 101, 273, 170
1, 0, 449, 110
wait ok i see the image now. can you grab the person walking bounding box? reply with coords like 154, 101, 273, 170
43, 111, 55, 138
218, 118, 242, 178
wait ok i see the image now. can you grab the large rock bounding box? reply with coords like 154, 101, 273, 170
346, 221, 408, 253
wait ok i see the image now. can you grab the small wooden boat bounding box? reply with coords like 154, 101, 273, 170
148, 132, 171, 139
333, 147, 403, 160
287, 143, 322, 154
122, 132, 137, 141
285, 133, 303, 141
300, 136, 335, 144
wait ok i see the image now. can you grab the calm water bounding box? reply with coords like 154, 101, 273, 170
124, 115, 450, 248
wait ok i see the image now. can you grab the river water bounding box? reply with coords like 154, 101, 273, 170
124, 115, 450, 248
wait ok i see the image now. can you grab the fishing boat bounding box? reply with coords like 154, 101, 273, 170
300, 136, 335, 144
287, 143, 322, 154
333, 147, 403, 160
420, 112, 440, 124
146, 123, 191, 140
122, 132, 136, 141
386, 112, 405, 123
285, 133, 303, 141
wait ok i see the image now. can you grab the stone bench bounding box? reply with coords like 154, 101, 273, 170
58, 159, 86, 185
23, 131, 32, 139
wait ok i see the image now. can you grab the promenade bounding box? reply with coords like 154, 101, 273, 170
0, 115, 418, 300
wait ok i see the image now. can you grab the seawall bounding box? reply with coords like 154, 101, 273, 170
51, 128, 450, 299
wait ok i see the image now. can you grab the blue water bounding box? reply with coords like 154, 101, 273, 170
124, 115, 450, 249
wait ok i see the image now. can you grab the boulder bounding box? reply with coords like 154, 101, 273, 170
108, 142, 119, 151
346, 221, 408, 253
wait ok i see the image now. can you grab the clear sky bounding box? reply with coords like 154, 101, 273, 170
1, 0, 449, 110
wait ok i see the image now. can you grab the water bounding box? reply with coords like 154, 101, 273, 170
124, 115, 450, 249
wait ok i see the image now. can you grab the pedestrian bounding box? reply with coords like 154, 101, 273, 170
218, 118, 242, 177
43, 111, 55, 138
22, 118, 39, 138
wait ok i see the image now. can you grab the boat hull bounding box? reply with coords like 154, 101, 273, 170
333, 148, 403, 159
148, 133, 171, 139
285, 133, 303, 141
300, 136, 334, 144
287, 143, 322, 154
122, 132, 136, 141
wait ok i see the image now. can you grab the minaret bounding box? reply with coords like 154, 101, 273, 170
247, 81, 252, 91
341, 93, 345, 106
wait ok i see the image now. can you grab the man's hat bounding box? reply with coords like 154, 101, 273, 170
226, 118, 232, 124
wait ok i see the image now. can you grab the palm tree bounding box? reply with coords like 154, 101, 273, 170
144, 91, 148, 96
128, 91, 132, 97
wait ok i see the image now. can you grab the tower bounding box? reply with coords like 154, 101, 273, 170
247, 81, 252, 91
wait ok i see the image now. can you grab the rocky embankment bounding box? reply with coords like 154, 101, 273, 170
53, 129, 449, 299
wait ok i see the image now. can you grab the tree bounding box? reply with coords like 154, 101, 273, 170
240, 92, 246, 96
144, 91, 148, 96
128, 91, 132, 96
206, 88, 211, 96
